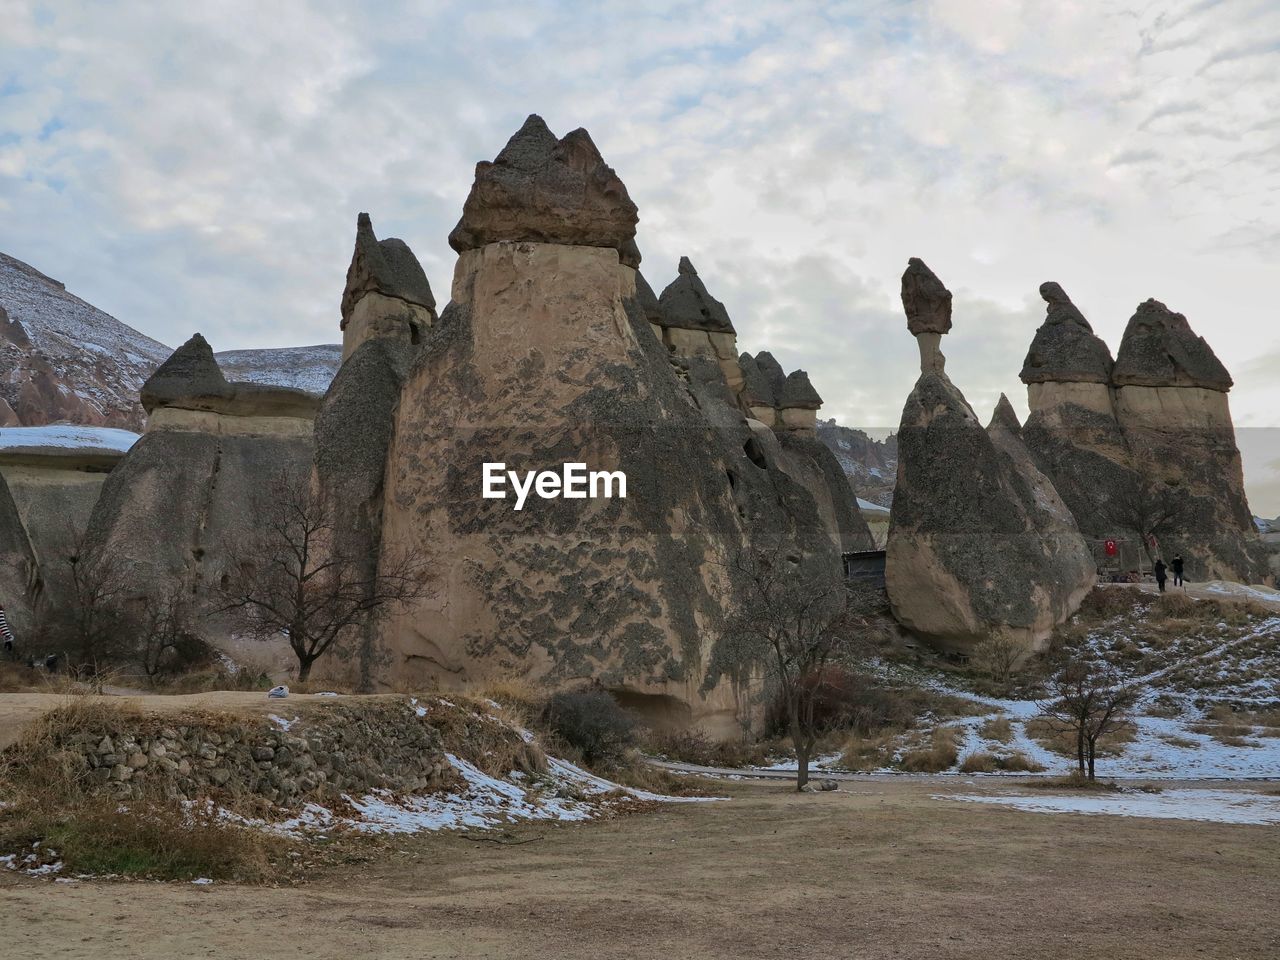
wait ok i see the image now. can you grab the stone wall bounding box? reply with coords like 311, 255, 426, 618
50, 700, 453, 806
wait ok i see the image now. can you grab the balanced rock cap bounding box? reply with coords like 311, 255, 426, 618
900, 257, 952, 337
1112, 298, 1233, 391
140, 333, 232, 413
780, 370, 823, 410
656, 257, 735, 333
341, 213, 436, 326
448, 114, 639, 255
739, 353, 776, 408
1019, 281, 1114, 385
753, 351, 788, 400
988, 393, 1023, 434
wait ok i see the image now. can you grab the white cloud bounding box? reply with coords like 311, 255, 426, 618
0, 0, 1278, 509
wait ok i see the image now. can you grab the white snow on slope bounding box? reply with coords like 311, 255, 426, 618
239, 751, 720, 838
214, 344, 341, 397
941, 789, 1280, 825
856, 497, 890, 514
0, 425, 139, 455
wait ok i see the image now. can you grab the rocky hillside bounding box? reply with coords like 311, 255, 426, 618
0, 252, 343, 430
815, 418, 898, 507
0, 252, 171, 430
214, 344, 341, 397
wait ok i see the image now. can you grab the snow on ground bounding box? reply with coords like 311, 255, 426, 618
214, 345, 341, 397
1199, 581, 1280, 605
856, 497, 890, 514
236, 751, 720, 838
940, 789, 1280, 825
0, 424, 139, 454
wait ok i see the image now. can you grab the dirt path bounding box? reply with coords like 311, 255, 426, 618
3, 778, 1277, 959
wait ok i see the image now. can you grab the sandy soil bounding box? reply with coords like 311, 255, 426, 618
2, 778, 1277, 959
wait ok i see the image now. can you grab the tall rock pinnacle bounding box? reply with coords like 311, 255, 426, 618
341, 213, 435, 328
1020, 282, 1113, 384
139, 333, 232, 413
1112, 298, 1233, 391
657, 256, 735, 333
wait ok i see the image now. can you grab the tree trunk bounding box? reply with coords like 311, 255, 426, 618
1076, 727, 1086, 775
1086, 738, 1096, 781
298, 656, 314, 682
795, 739, 810, 792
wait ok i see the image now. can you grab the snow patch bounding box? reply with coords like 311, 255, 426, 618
940, 789, 1280, 825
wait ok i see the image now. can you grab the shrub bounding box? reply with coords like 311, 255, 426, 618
899, 727, 960, 772
765, 669, 936, 738
959, 751, 997, 773
542, 690, 636, 765
979, 716, 1013, 742
642, 728, 768, 768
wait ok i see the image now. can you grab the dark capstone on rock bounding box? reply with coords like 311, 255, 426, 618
657, 257, 735, 333
900, 257, 952, 337
448, 114, 639, 255
1112, 298, 1233, 390
1020, 282, 1114, 384
139, 333, 233, 414
780, 370, 822, 410
341, 213, 437, 327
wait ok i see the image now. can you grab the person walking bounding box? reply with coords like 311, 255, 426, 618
1154, 558, 1168, 593
0, 602, 15, 659
1171, 554, 1185, 588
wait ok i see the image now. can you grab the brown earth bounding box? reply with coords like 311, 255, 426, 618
2, 775, 1276, 959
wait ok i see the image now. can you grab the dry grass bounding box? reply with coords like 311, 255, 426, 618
958, 749, 1046, 773
978, 716, 1013, 743
838, 732, 899, 772
641, 728, 769, 769
1023, 772, 1123, 791
899, 726, 961, 773
1024, 717, 1137, 759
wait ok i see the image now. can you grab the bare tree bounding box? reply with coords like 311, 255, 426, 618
42, 537, 136, 676
136, 587, 206, 680
973, 634, 1027, 687
1036, 657, 1138, 781
713, 544, 879, 790
1104, 467, 1186, 572
220, 470, 428, 681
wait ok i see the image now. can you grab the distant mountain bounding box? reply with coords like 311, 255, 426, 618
214, 344, 341, 396
0, 252, 171, 429
0, 252, 343, 430
815, 418, 898, 507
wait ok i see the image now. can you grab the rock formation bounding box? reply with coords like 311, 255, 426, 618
1018, 283, 1137, 543
1020, 286, 1266, 582
886, 260, 1094, 654
313, 215, 436, 687
0, 467, 39, 639
1110, 300, 1265, 581
0, 426, 136, 610
369, 117, 853, 734
85, 335, 318, 602
654, 257, 743, 391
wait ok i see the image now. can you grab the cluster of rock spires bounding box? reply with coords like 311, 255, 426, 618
1018, 283, 1265, 582
2, 113, 1269, 729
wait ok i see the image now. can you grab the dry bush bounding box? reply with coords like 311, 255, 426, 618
959, 751, 998, 773
995, 751, 1046, 772
899, 726, 961, 773
972, 635, 1028, 686
0, 661, 46, 693
1152, 592, 1198, 619
595, 751, 714, 797
979, 716, 1013, 743
0, 799, 283, 882
542, 690, 636, 766
839, 732, 899, 772
1024, 716, 1136, 758
643, 728, 768, 768
1075, 587, 1152, 622
473, 675, 548, 727
1025, 772, 1122, 791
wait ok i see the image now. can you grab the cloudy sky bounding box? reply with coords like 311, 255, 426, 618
2, 0, 1279, 512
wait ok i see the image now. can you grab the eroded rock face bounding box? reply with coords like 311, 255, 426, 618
1113, 299, 1232, 390
340, 214, 437, 361
0, 429, 134, 611
0, 469, 39, 638
1021, 283, 1113, 384
313, 215, 436, 688
448, 115, 638, 255
86, 340, 315, 603
1110, 300, 1265, 582
887, 263, 1093, 654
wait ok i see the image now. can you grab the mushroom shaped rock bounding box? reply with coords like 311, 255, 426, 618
339, 214, 437, 360
1112, 298, 1233, 391
780, 370, 823, 410
448, 114, 638, 255
140, 334, 233, 414
1020, 283, 1114, 385
656, 257, 735, 334
901, 258, 952, 373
